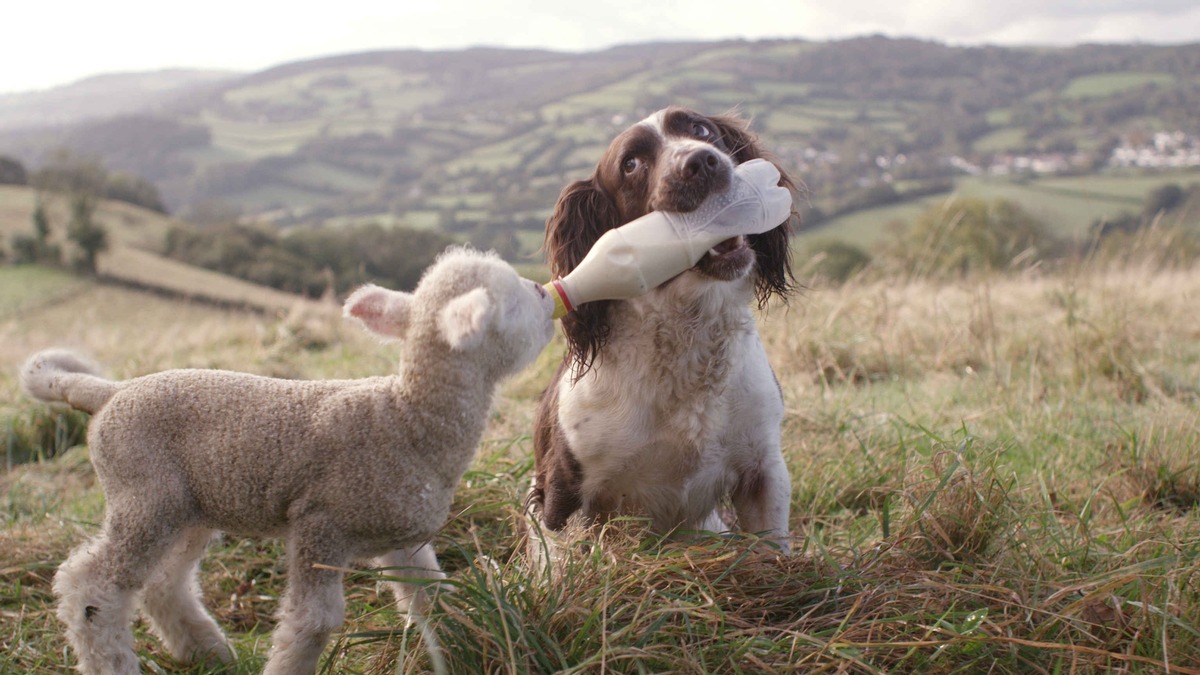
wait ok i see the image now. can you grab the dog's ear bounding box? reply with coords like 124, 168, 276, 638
709, 113, 801, 307
749, 215, 797, 308
438, 287, 494, 351
544, 178, 621, 277
543, 177, 621, 375
709, 113, 763, 165
748, 161, 800, 308
344, 284, 413, 339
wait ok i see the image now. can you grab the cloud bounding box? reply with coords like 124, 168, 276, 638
817, 0, 1200, 44
1, 0, 1197, 93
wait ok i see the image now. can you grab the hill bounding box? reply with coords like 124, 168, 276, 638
0, 69, 236, 131
0, 185, 317, 314
1, 38, 1198, 257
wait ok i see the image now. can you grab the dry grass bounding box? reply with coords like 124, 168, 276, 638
3, 252, 1200, 672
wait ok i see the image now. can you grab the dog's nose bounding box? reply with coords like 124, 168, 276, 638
682, 148, 721, 179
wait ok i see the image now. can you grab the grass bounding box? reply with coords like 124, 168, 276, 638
1062, 72, 1177, 99
0, 267, 88, 319
280, 161, 378, 193
804, 170, 1200, 248
972, 127, 1027, 153
3, 246, 1200, 672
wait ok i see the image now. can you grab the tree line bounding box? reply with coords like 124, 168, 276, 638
2, 154, 112, 273
162, 221, 458, 297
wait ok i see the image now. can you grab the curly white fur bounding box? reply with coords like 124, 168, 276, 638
22, 247, 555, 675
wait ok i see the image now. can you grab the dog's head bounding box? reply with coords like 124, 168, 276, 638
544, 107, 798, 370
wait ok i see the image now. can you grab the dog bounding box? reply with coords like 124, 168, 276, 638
527, 106, 798, 554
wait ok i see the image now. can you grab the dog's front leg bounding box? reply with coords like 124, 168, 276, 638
731, 451, 793, 554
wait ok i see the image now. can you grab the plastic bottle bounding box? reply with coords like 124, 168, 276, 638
546, 158, 793, 319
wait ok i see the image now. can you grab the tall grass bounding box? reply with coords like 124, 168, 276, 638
3, 233, 1200, 672
5, 408, 89, 469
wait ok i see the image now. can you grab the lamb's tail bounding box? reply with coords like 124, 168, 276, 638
20, 350, 118, 414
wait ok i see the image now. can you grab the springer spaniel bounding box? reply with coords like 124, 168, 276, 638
528, 107, 797, 553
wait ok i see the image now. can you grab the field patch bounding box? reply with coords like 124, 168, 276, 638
1062, 71, 1176, 99
806, 171, 1200, 247
0, 267, 87, 319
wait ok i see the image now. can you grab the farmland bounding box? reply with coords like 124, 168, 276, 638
803, 169, 1199, 249
2, 38, 1198, 260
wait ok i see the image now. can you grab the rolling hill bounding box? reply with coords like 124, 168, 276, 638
0, 70, 236, 132
2, 37, 1199, 258
0, 185, 317, 314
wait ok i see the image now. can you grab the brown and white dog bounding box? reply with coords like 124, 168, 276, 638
527, 107, 798, 554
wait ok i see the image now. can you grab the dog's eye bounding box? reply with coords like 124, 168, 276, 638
690, 122, 712, 139
622, 157, 642, 174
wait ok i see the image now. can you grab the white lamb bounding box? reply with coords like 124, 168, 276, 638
20, 247, 556, 675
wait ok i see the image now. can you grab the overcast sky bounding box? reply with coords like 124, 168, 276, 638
3, 0, 1198, 94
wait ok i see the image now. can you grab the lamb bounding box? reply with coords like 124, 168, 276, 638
20, 247, 556, 675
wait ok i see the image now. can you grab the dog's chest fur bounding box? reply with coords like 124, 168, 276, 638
555, 278, 781, 528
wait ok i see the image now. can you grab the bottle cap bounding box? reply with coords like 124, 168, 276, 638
546, 281, 572, 319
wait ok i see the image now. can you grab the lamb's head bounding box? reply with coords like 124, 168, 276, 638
344, 247, 556, 376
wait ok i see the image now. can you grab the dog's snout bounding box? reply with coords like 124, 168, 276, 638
682, 148, 721, 179
653, 145, 733, 213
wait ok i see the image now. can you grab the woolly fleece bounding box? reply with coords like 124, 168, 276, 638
21, 247, 555, 674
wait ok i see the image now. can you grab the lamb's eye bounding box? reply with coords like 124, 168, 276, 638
690, 122, 712, 139
622, 157, 642, 174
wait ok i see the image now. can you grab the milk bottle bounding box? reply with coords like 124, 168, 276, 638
545, 159, 793, 319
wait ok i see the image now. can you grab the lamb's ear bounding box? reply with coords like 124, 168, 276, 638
438, 287, 493, 350
344, 284, 413, 339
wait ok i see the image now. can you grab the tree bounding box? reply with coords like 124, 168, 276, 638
66, 192, 107, 274
883, 197, 1058, 278
10, 195, 61, 265
0, 155, 27, 185
104, 172, 167, 213
1143, 184, 1184, 219
32, 198, 50, 241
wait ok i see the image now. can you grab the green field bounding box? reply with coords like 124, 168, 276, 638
202, 113, 329, 159
0, 267, 87, 319
973, 127, 1027, 153
0, 185, 316, 314
279, 161, 377, 193
1062, 71, 1176, 99
805, 170, 1200, 249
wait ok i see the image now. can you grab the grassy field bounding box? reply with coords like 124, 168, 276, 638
1061, 72, 1177, 99
804, 170, 1200, 249
2, 241, 1199, 672
0, 185, 318, 315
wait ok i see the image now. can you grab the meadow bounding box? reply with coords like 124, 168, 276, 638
2, 237, 1199, 673
801, 170, 1199, 249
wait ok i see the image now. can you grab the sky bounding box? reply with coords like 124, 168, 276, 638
2, 0, 1199, 95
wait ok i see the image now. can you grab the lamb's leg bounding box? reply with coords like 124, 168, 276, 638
263, 529, 348, 675
731, 452, 793, 554
138, 527, 234, 666
374, 543, 445, 616
54, 512, 179, 675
